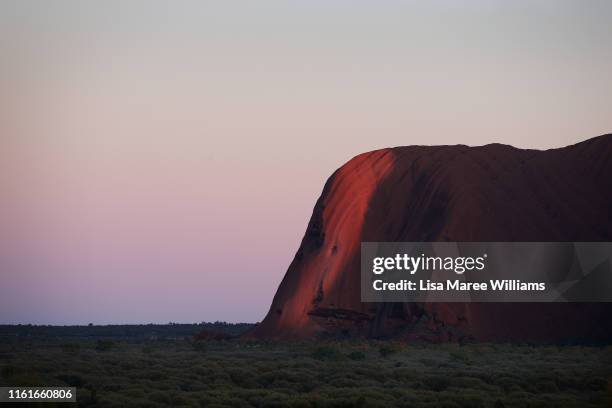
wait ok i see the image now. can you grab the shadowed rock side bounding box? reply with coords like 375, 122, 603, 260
248, 134, 612, 342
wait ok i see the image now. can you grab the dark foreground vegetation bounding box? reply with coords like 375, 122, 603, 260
0, 324, 610, 407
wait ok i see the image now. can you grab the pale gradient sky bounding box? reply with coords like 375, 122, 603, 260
1, 1, 611, 324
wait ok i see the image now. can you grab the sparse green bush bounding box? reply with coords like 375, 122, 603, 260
449, 349, 471, 365
1, 364, 18, 378
311, 345, 342, 361
378, 344, 397, 358
424, 374, 451, 391
191, 340, 208, 352
141, 345, 154, 354
95, 339, 115, 351
57, 373, 85, 387
348, 350, 366, 360
60, 342, 81, 353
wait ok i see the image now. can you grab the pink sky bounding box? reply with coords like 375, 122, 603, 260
1, 1, 611, 324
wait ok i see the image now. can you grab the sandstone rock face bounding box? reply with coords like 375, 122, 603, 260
249, 134, 612, 342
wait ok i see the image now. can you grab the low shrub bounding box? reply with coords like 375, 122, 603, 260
348, 350, 366, 361
60, 342, 81, 353
95, 339, 115, 352
311, 346, 342, 361
378, 345, 397, 358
